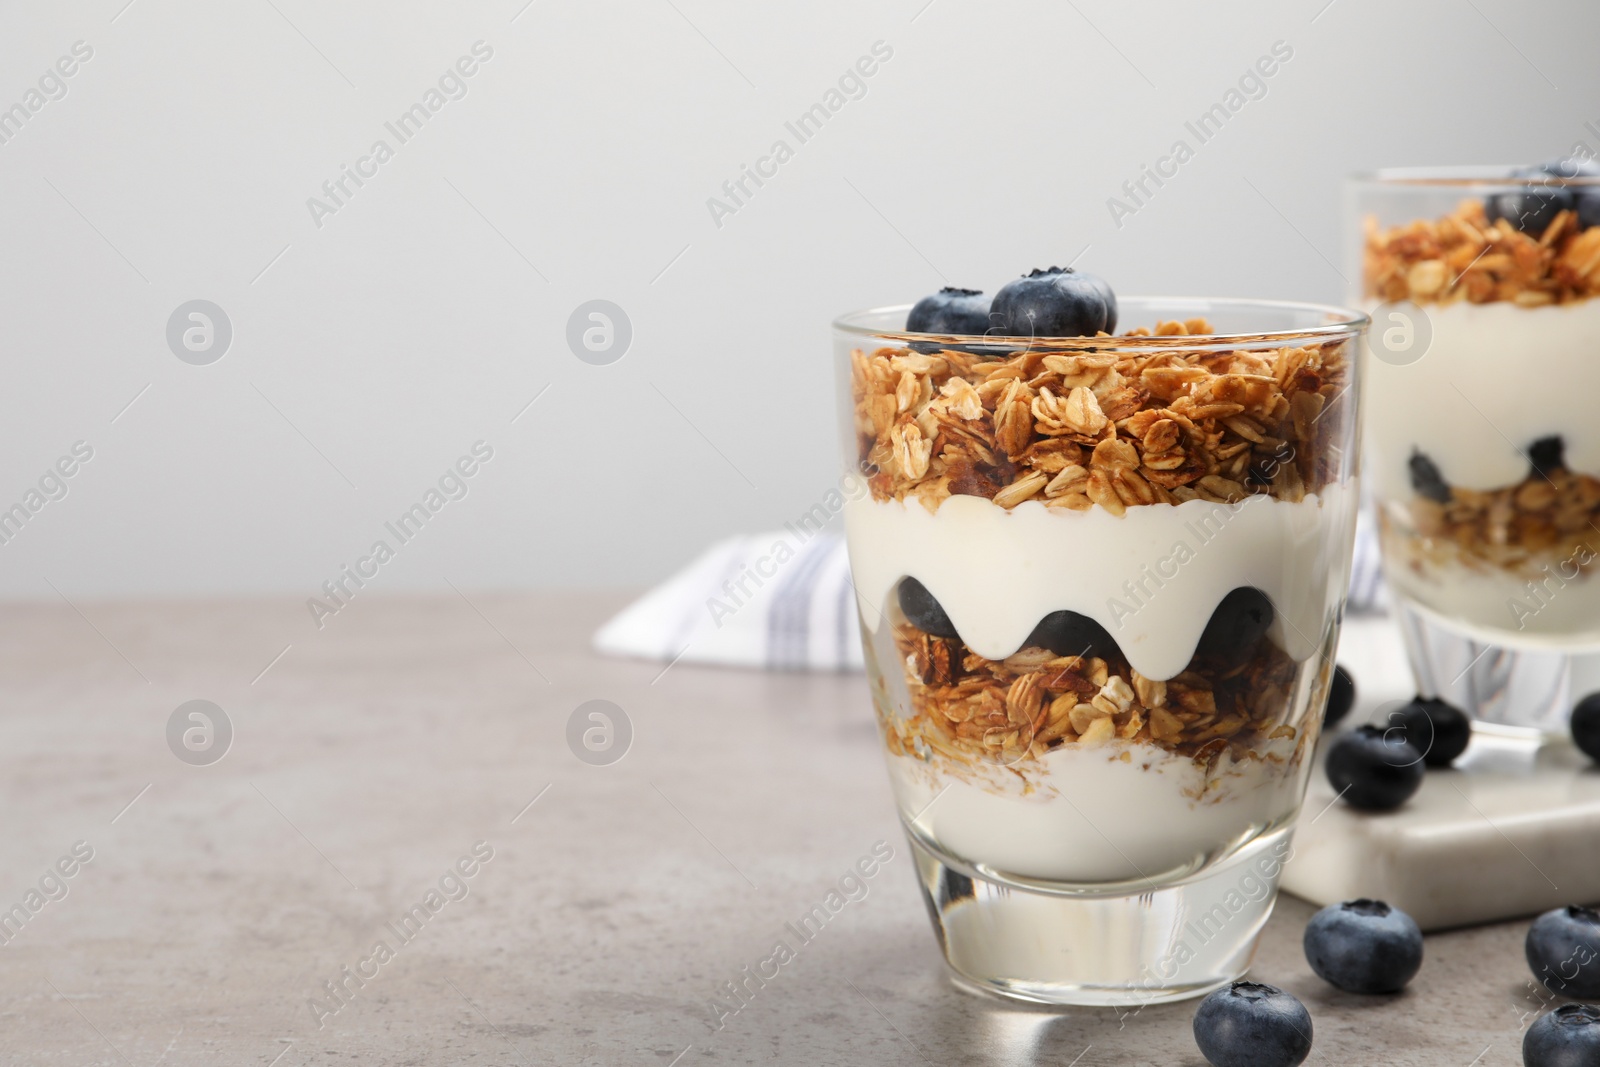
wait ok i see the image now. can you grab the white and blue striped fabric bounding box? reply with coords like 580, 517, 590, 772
594, 512, 1388, 671
594, 529, 865, 670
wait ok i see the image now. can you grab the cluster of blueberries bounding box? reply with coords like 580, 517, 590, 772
1195, 666, 1590, 1065
1194, 902, 1600, 1067
1220, 666, 1600, 1067
1319, 668, 1600, 813
1319, 677, 1470, 811
904, 266, 1118, 339
1485, 157, 1600, 236
898, 578, 1276, 664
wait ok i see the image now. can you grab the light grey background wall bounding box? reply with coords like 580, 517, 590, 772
0, 0, 1595, 600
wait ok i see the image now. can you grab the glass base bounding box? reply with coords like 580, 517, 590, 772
906, 825, 1291, 1009
1395, 600, 1600, 733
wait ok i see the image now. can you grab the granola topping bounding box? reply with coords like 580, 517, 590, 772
850, 319, 1349, 515
1364, 198, 1600, 306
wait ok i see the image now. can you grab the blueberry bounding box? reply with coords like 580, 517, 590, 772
1486, 164, 1576, 236
1543, 157, 1600, 181
1389, 697, 1471, 768
897, 577, 959, 638
1026, 610, 1117, 659
990, 267, 1117, 338
1325, 725, 1425, 811
1409, 450, 1451, 504
1541, 157, 1600, 232
1192, 981, 1313, 1067
1571, 692, 1600, 762
1524, 1004, 1600, 1067
1580, 190, 1600, 232
1196, 587, 1275, 661
1324, 665, 1356, 727
1303, 899, 1424, 994
906, 287, 995, 335
1084, 272, 1119, 334
1526, 905, 1600, 998
1530, 436, 1567, 478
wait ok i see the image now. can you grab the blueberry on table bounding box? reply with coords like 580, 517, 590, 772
1192, 981, 1313, 1067
1325, 725, 1425, 811
1390, 697, 1471, 768
1524, 1004, 1600, 1067
1303, 899, 1423, 994
1408, 450, 1452, 504
1486, 164, 1576, 236
1026, 610, 1117, 659
990, 267, 1117, 338
1197, 588, 1275, 661
1572, 692, 1600, 762
897, 577, 959, 639
1526, 906, 1600, 999
1529, 435, 1567, 478
905, 287, 994, 335
1324, 665, 1356, 727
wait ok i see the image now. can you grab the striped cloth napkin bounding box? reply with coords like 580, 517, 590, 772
594, 508, 1388, 671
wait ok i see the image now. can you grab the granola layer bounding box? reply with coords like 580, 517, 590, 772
850, 319, 1349, 515
1387, 464, 1600, 581
884, 620, 1302, 773
1364, 198, 1600, 306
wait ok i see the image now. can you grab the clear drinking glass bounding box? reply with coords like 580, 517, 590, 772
1351, 167, 1600, 732
834, 298, 1367, 1006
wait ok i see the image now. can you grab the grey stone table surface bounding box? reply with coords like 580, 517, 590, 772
0, 591, 1557, 1065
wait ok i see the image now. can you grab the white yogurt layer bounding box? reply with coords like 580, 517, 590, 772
1364, 298, 1600, 497
1381, 530, 1600, 647
892, 738, 1303, 883
844, 490, 1353, 682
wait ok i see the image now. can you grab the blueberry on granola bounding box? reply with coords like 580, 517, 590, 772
1542, 157, 1600, 180
1542, 157, 1600, 232
1579, 187, 1600, 232
897, 577, 959, 639
1085, 272, 1119, 334
1408, 450, 1451, 504
1027, 610, 1117, 659
991, 267, 1117, 338
1486, 164, 1576, 236
1196, 587, 1275, 661
1529, 435, 1567, 477
906, 287, 994, 335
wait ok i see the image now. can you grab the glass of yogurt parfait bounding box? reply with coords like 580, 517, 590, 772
834, 270, 1367, 1006
1355, 163, 1600, 731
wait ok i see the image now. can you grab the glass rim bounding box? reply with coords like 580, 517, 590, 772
1348, 164, 1600, 189
833, 295, 1369, 352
